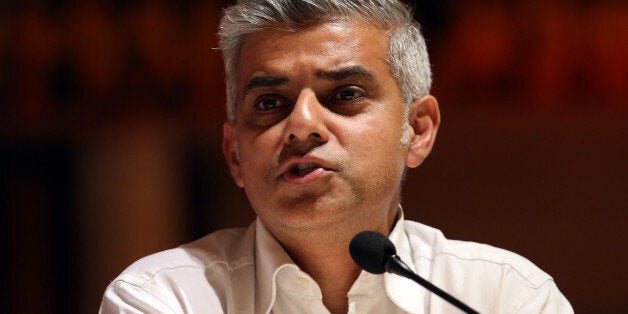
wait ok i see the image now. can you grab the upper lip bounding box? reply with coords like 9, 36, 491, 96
277, 156, 335, 177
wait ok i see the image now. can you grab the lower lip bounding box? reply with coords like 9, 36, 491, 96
282, 167, 329, 185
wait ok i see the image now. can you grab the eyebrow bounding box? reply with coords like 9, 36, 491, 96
244, 76, 289, 93
316, 66, 375, 81
243, 66, 375, 94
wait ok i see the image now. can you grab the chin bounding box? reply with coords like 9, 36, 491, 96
271, 201, 358, 231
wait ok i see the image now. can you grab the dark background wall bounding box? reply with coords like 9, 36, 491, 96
1, 1, 626, 313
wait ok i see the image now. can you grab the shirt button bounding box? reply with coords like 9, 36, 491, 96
297, 278, 311, 291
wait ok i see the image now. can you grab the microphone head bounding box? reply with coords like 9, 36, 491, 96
349, 231, 397, 274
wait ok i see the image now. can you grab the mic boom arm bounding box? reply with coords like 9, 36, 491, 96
386, 255, 479, 314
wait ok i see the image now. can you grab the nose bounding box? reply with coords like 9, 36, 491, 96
283, 89, 330, 145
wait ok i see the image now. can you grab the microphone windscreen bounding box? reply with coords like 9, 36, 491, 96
349, 231, 396, 274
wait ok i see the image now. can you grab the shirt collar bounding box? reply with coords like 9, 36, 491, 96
254, 218, 296, 314
254, 207, 425, 314
384, 209, 426, 313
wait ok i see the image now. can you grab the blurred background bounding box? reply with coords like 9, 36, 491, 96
1, 0, 626, 313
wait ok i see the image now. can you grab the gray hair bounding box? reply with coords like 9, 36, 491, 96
219, 0, 432, 123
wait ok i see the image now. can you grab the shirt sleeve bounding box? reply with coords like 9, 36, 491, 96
516, 280, 574, 314
99, 280, 178, 314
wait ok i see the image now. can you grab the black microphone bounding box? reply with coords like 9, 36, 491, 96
350, 231, 479, 314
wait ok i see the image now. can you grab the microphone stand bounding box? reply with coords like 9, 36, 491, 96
387, 255, 480, 314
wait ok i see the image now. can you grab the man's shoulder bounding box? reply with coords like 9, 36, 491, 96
100, 225, 256, 313
403, 220, 552, 287
401, 220, 572, 313
116, 224, 255, 286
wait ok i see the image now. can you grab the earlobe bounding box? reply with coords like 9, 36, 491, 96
222, 122, 244, 188
405, 95, 440, 168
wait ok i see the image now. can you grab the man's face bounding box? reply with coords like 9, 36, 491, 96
224, 20, 414, 235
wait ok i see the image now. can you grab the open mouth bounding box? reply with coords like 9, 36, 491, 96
281, 159, 333, 184
291, 163, 320, 176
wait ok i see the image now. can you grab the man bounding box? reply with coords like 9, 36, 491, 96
100, 0, 573, 313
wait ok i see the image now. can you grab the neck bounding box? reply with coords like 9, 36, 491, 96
284, 232, 361, 314
269, 203, 400, 313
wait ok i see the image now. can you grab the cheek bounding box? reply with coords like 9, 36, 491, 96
343, 123, 406, 174
237, 133, 281, 183
364, 119, 407, 172
239, 127, 281, 158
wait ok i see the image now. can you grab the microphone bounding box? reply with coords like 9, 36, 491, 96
350, 231, 479, 314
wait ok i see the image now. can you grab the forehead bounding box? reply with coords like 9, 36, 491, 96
236, 19, 391, 88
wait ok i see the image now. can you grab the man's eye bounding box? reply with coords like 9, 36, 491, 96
254, 97, 285, 110
332, 88, 365, 101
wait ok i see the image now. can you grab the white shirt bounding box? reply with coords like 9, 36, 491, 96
100, 214, 573, 313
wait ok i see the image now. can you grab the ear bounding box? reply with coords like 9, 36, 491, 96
405, 95, 441, 168
222, 122, 244, 188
